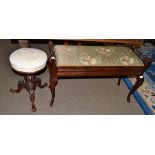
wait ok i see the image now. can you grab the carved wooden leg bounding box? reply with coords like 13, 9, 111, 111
49, 82, 57, 107
24, 75, 47, 111
117, 78, 121, 86
29, 91, 36, 112
10, 80, 25, 93
36, 78, 47, 89
127, 75, 144, 103
48, 42, 58, 107
24, 75, 37, 112
48, 66, 58, 107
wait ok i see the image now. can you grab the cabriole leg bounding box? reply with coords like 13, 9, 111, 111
49, 81, 57, 107
127, 75, 144, 103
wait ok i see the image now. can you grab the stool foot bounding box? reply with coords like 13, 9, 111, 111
10, 80, 25, 93
36, 78, 47, 89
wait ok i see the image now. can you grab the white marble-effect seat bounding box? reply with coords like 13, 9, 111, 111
9, 48, 47, 73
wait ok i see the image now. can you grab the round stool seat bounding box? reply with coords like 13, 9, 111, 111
9, 48, 47, 73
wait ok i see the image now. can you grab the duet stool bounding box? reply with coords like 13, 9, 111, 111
9, 48, 48, 112
48, 40, 151, 107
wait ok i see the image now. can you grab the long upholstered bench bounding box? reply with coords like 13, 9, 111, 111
47, 39, 151, 107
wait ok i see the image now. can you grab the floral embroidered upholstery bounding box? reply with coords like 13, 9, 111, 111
54, 45, 144, 67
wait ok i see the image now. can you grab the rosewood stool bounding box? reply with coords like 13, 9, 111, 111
9, 48, 48, 112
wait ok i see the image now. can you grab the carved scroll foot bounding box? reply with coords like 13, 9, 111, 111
10, 80, 25, 93
36, 78, 47, 89
127, 75, 144, 103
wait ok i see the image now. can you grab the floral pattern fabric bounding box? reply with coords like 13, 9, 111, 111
54, 45, 144, 67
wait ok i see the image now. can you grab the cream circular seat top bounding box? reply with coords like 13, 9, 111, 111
9, 48, 47, 73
